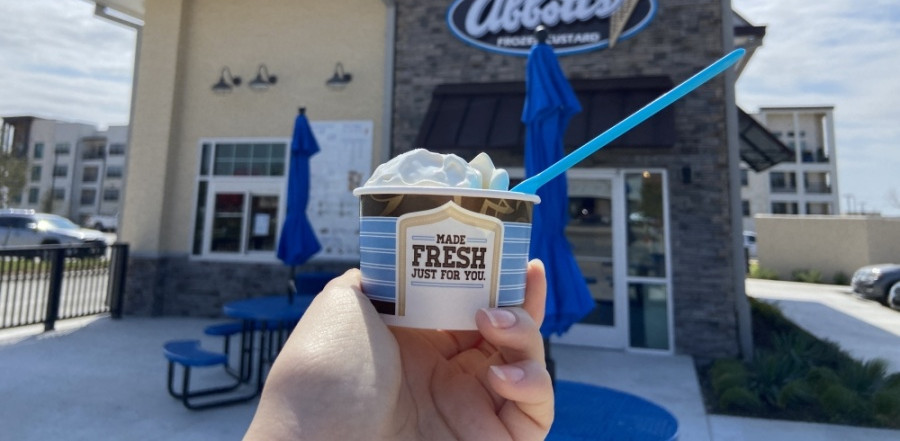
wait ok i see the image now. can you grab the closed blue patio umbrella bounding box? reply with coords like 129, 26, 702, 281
522, 29, 594, 338
277, 108, 322, 302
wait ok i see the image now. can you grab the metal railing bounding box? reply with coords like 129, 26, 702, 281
0, 243, 128, 331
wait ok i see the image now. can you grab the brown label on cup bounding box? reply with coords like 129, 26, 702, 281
396, 201, 502, 327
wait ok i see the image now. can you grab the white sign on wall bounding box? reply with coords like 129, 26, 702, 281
306, 120, 373, 261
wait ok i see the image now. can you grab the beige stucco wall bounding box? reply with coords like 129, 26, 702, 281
123, 0, 388, 255
756, 215, 900, 280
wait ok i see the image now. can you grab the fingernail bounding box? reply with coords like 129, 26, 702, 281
490, 365, 525, 383
481, 308, 517, 329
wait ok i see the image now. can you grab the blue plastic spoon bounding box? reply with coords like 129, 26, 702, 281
511, 48, 746, 194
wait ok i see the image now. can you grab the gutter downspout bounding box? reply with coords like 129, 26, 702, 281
92, 4, 142, 241
722, 1, 754, 361
381, 0, 396, 165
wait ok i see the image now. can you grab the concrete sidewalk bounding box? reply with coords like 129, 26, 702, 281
2, 312, 899, 440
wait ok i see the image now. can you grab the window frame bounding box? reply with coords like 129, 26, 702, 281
191, 137, 289, 263
103, 187, 120, 202
106, 165, 123, 179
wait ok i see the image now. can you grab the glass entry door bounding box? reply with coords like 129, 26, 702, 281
553, 171, 627, 349
551, 169, 672, 352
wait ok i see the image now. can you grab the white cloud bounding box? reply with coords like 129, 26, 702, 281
734, 0, 900, 215
0, 0, 136, 128
1, 0, 897, 215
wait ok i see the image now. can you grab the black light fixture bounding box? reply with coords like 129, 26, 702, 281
682, 165, 692, 184
248, 64, 278, 91
326, 62, 352, 90
212, 67, 241, 94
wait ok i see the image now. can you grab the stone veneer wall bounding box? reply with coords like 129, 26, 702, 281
124, 256, 352, 317
392, 0, 739, 358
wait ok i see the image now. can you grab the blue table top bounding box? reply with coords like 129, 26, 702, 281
547, 380, 679, 441
223, 295, 314, 322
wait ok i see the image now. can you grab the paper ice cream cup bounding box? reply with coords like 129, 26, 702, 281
353, 186, 540, 330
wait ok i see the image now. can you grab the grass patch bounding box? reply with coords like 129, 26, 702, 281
698, 298, 900, 428
748, 261, 779, 280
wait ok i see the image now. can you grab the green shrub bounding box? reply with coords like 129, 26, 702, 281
884, 373, 900, 389
749, 262, 780, 280
748, 351, 805, 407
701, 298, 900, 428
792, 268, 822, 283
777, 379, 816, 410
818, 384, 869, 425
873, 386, 900, 427
838, 359, 889, 397
805, 366, 842, 391
710, 358, 746, 379
719, 386, 763, 413
833, 271, 850, 285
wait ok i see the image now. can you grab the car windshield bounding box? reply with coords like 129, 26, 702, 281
35, 214, 80, 231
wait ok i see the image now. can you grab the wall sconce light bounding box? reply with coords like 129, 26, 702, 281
212, 67, 241, 94
682, 166, 692, 184
326, 62, 352, 90
248, 64, 278, 91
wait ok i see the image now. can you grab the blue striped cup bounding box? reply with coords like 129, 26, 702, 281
353, 186, 539, 330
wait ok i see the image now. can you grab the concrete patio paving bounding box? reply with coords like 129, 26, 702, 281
2, 278, 899, 440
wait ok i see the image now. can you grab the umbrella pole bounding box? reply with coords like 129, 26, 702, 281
544, 337, 556, 387
288, 266, 296, 304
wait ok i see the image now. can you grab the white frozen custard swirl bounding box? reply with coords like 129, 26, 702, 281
364, 149, 510, 191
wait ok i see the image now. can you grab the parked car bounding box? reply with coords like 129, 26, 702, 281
0, 209, 109, 257
85, 213, 118, 232
851, 264, 900, 309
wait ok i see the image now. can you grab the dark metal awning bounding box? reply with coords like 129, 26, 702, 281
737, 108, 794, 172
414, 77, 677, 153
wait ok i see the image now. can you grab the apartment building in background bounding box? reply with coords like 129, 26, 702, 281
0, 116, 127, 225
741, 106, 840, 231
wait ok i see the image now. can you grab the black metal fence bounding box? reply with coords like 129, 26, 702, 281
0, 243, 128, 331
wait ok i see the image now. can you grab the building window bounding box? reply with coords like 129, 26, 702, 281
212, 143, 286, 177
742, 200, 750, 217
28, 187, 40, 204
80, 189, 96, 206
769, 172, 796, 193
82, 166, 99, 183
34, 143, 44, 159
82, 145, 105, 160
53, 165, 68, 177
771, 202, 798, 214
804, 171, 831, 194
30, 166, 41, 182
740, 169, 748, 187
106, 166, 123, 178
806, 202, 831, 215
53, 188, 65, 201
55, 143, 70, 155
108, 143, 126, 155
103, 187, 120, 202
194, 139, 288, 258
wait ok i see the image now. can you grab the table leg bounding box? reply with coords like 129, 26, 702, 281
238, 320, 256, 383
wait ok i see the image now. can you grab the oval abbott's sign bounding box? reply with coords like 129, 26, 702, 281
447, 0, 658, 56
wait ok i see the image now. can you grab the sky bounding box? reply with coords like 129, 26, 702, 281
0, 0, 136, 128
732, 0, 900, 216
0, 0, 897, 215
